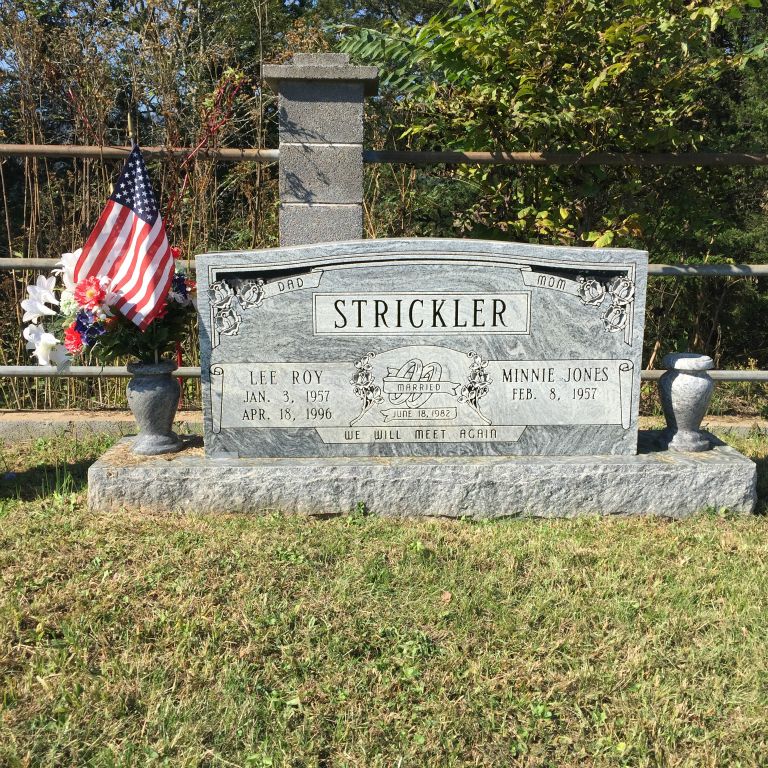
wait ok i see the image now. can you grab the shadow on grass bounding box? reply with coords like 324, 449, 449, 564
0, 458, 93, 502
0, 434, 116, 503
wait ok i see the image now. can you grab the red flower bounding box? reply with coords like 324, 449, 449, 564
74, 276, 106, 309
170, 246, 182, 260
154, 302, 169, 321
64, 323, 83, 353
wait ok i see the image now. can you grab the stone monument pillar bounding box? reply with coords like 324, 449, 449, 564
262, 53, 379, 246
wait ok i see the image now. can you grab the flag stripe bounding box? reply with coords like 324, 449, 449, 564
106, 214, 142, 280
74, 201, 119, 281
131, 248, 172, 319
133, 257, 174, 330
87, 205, 132, 278
121, 233, 171, 316
113, 220, 166, 309
110, 218, 157, 297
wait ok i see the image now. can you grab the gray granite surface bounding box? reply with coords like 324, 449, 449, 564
87, 432, 757, 518
196, 239, 648, 458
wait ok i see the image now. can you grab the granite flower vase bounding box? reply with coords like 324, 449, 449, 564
126, 360, 183, 455
659, 353, 714, 452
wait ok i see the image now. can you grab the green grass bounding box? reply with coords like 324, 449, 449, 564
1, 434, 768, 767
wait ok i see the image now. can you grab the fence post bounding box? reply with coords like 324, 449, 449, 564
263, 53, 378, 246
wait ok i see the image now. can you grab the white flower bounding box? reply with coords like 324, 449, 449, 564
95, 274, 118, 308
21, 301, 57, 325
23, 323, 44, 351
60, 289, 78, 316
29, 329, 69, 368
48, 344, 70, 369
55, 249, 81, 293
21, 275, 59, 323
21, 297, 58, 323
93, 304, 113, 322
29, 274, 59, 306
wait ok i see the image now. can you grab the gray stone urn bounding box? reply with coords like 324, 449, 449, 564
659, 353, 715, 452
126, 360, 183, 455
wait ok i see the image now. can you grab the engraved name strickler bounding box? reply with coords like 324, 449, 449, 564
314, 293, 530, 335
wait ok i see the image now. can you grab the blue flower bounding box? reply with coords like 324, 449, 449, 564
168, 271, 192, 305
74, 309, 105, 347
74, 309, 95, 334
172, 272, 188, 298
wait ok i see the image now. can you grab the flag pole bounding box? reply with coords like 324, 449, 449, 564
127, 111, 137, 148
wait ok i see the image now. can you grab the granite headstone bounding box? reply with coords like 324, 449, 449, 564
196, 238, 648, 458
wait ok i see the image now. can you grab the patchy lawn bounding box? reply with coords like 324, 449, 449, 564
0, 433, 767, 767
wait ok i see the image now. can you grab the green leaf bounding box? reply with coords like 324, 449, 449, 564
593, 231, 615, 247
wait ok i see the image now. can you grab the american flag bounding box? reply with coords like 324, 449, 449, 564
74, 145, 173, 330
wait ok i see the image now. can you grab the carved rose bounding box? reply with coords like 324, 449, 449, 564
351, 354, 380, 397
459, 351, 491, 408
350, 352, 383, 424
214, 306, 240, 336
602, 303, 628, 332
577, 277, 606, 306
607, 276, 635, 305
239, 279, 265, 309
210, 280, 235, 309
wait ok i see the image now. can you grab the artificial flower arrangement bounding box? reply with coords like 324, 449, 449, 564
21, 247, 196, 368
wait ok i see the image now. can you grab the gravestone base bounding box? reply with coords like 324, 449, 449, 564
88, 432, 756, 518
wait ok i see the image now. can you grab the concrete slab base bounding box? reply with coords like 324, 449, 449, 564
0, 410, 203, 442
87, 431, 757, 518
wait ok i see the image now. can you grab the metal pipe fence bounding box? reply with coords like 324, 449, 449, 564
1, 366, 766, 381
0, 144, 279, 162
3, 259, 768, 277
363, 150, 768, 167
5, 144, 768, 167
0, 366, 201, 378
2, 258, 767, 381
